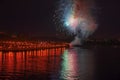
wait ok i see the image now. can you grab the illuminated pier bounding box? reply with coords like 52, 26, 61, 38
0, 40, 68, 51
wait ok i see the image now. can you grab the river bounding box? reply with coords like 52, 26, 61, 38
0, 46, 120, 80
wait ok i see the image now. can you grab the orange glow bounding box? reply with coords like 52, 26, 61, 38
0, 41, 68, 51
0, 47, 65, 74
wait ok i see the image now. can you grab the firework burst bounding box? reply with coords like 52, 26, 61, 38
54, 0, 97, 41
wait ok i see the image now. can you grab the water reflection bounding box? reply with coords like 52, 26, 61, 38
60, 47, 95, 80
0, 47, 95, 80
0, 47, 65, 80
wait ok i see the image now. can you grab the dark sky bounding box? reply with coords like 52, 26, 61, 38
0, 0, 56, 36
0, 0, 120, 38
94, 0, 120, 38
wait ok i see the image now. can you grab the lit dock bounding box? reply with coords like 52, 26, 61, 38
0, 40, 68, 51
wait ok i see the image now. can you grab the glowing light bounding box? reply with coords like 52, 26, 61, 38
69, 16, 78, 27
65, 21, 69, 27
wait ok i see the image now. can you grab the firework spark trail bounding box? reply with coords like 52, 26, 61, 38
55, 0, 97, 45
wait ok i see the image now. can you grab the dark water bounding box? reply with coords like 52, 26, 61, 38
0, 47, 120, 80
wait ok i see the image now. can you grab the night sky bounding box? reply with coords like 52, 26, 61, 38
0, 0, 120, 38
95, 0, 120, 38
